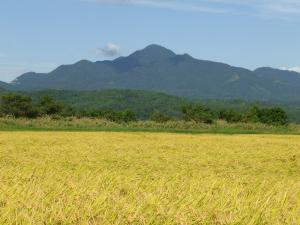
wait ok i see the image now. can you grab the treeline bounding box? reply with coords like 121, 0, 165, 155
0, 94, 138, 123
0, 93, 289, 126
180, 104, 288, 126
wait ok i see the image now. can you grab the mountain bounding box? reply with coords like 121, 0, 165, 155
255, 67, 300, 88
0, 81, 10, 90
4, 44, 300, 101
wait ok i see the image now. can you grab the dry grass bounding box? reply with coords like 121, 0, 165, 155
0, 132, 300, 224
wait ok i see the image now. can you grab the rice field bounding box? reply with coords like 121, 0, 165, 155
0, 132, 300, 224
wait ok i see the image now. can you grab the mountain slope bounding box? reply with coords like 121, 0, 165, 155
0, 81, 10, 90
254, 67, 300, 88
6, 44, 300, 101
253, 67, 300, 100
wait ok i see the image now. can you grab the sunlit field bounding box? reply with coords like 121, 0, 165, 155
0, 132, 300, 224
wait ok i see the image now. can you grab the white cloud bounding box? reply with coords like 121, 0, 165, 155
287, 67, 300, 73
99, 43, 121, 57
281, 66, 300, 73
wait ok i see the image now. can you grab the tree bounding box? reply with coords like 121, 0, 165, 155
38, 96, 65, 115
0, 94, 38, 118
116, 110, 137, 123
259, 107, 288, 126
182, 104, 214, 124
218, 109, 243, 123
151, 110, 172, 123
83, 109, 137, 123
245, 106, 260, 123
246, 106, 288, 126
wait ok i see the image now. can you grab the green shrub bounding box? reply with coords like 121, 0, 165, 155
218, 109, 243, 123
38, 96, 74, 117
151, 111, 172, 123
182, 104, 214, 124
116, 110, 137, 123
246, 106, 288, 126
81, 109, 137, 123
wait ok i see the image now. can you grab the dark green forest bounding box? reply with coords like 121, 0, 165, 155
19, 89, 300, 123
0, 89, 290, 126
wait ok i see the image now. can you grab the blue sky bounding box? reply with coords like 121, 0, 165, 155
0, 0, 300, 82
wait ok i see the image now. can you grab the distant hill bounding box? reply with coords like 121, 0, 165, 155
25, 89, 190, 119
0, 81, 9, 90
2, 44, 300, 101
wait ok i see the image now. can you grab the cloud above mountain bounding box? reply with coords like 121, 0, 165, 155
99, 43, 121, 57
281, 66, 300, 73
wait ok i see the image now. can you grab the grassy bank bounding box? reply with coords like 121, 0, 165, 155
0, 117, 299, 134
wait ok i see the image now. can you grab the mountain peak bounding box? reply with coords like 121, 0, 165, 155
75, 60, 93, 65
143, 44, 175, 52
141, 44, 175, 56
129, 44, 176, 64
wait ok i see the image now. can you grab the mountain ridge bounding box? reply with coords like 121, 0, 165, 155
2, 44, 300, 101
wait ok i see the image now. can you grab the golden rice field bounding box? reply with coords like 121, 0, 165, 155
0, 132, 300, 225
